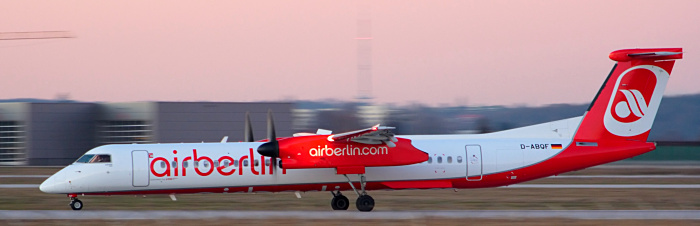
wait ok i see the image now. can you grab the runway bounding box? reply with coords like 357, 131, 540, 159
505, 184, 700, 189
0, 175, 50, 178
5, 174, 700, 179
551, 175, 700, 178
0, 184, 38, 188
0, 210, 698, 220
4, 183, 700, 189
593, 163, 700, 169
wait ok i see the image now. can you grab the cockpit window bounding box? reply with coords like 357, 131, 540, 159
75, 154, 111, 163
76, 154, 94, 163
91, 154, 111, 163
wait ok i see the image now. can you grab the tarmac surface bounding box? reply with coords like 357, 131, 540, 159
4, 183, 700, 189
0, 175, 49, 178
505, 184, 700, 188
2, 165, 699, 223
6, 174, 700, 178
1, 210, 699, 220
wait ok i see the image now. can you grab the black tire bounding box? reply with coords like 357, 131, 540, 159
70, 199, 83, 211
331, 195, 350, 210
355, 195, 374, 212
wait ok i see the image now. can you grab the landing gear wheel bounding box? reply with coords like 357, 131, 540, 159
356, 195, 374, 212
331, 194, 350, 210
69, 199, 83, 211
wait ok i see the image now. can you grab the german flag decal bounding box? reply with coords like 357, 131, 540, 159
551, 144, 563, 149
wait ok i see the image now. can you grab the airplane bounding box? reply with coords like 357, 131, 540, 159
40, 48, 683, 211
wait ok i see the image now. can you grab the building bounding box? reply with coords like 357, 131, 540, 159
0, 103, 97, 166
0, 102, 292, 166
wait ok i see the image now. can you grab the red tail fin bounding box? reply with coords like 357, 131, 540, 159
574, 48, 682, 143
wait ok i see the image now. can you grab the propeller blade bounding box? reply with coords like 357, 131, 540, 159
267, 109, 276, 141
244, 111, 254, 142
258, 109, 280, 158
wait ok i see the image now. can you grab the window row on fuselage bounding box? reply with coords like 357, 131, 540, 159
77, 153, 464, 168
426, 155, 463, 164
153, 155, 466, 169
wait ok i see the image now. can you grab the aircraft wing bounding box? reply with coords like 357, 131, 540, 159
328, 124, 398, 147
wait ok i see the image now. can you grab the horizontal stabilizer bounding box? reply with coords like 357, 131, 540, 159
609, 48, 682, 62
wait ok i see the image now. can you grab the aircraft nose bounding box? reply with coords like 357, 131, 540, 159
39, 176, 55, 193
40, 171, 66, 193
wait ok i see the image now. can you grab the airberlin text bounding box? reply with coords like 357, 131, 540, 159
309, 145, 389, 157
149, 148, 285, 178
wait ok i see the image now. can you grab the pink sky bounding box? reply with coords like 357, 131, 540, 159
1, 1, 699, 106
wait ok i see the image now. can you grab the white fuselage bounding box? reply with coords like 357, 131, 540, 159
40, 117, 581, 195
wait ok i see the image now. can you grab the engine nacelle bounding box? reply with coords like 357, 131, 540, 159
272, 135, 428, 170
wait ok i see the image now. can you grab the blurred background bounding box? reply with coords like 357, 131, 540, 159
1, 94, 698, 166
1, 3, 699, 223
1, 0, 699, 166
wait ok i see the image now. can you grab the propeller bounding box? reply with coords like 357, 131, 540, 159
267, 109, 276, 141
244, 111, 254, 142
257, 110, 280, 158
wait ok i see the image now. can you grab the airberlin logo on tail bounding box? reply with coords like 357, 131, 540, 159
614, 89, 648, 120
603, 65, 669, 137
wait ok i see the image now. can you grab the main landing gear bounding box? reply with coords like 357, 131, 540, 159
330, 174, 374, 212
330, 191, 350, 210
69, 195, 83, 210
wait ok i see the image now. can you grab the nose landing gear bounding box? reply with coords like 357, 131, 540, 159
69, 196, 83, 210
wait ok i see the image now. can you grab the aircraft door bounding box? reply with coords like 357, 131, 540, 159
466, 145, 482, 181
131, 150, 150, 187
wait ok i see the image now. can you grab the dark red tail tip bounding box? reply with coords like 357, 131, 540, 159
609, 48, 682, 62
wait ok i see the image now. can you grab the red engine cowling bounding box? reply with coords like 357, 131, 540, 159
270, 135, 428, 173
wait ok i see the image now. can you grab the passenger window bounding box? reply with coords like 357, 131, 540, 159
243, 160, 249, 167
437, 156, 443, 164
234, 160, 239, 167
204, 161, 210, 167
457, 156, 463, 163
183, 161, 189, 168
160, 161, 166, 168
254, 160, 259, 167
278, 159, 283, 169
194, 161, 199, 168
447, 156, 453, 163
265, 159, 271, 166
223, 160, 229, 167
427, 157, 433, 164
172, 161, 178, 168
